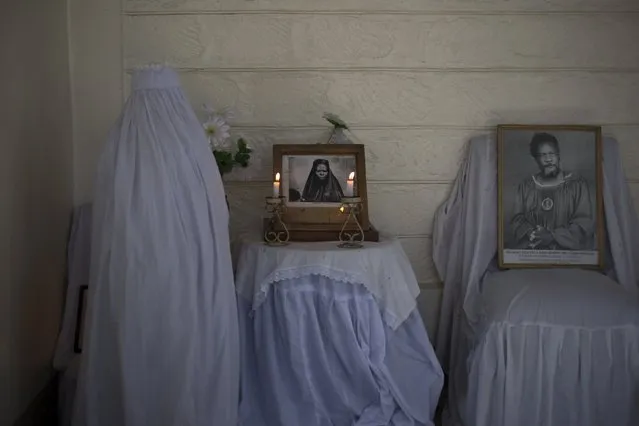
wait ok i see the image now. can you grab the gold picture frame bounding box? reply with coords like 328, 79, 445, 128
497, 124, 605, 269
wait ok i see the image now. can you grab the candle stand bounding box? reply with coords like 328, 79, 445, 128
264, 196, 290, 246
338, 196, 365, 249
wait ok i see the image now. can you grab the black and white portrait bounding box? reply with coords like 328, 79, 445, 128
283, 155, 356, 207
498, 126, 604, 267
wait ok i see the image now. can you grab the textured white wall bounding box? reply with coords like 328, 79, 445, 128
70, 0, 639, 337
1, 0, 74, 423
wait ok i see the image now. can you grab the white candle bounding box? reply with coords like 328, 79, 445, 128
273, 172, 281, 197
346, 172, 355, 197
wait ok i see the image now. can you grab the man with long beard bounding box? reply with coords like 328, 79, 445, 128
509, 132, 595, 251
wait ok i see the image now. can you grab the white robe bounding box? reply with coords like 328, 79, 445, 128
73, 66, 239, 426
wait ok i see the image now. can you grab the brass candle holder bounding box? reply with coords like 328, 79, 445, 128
264, 196, 290, 246
338, 196, 365, 249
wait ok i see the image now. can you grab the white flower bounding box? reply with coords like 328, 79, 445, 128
203, 115, 231, 148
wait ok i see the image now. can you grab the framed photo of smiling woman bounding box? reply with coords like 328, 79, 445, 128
497, 124, 605, 269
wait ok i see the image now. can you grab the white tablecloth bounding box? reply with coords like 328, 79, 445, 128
235, 239, 444, 426
235, 239, 421, 330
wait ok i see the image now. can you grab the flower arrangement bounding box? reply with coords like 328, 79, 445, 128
201, 104, 252, 176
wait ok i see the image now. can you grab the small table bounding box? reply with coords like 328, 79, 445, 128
235, 239, 444, 426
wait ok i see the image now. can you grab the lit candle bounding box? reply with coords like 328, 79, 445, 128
273, 172, 281, 197
346, 172, 355, 197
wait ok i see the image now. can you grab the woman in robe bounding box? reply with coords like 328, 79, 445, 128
73, 66, 239, 426
300, 158, 344, 202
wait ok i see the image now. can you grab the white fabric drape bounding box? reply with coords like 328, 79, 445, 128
72, 66, 239, 426
234, 239, 443, 425
238, 277, 443, 426
433, 135, 499, 372
433, 135, 639, 426
444, 269, 639, 426
434, 135, 639, 370
235, 239, 420, 330
53, 203, 92, 372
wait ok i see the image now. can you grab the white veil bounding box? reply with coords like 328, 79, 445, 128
73, 66, 239, 426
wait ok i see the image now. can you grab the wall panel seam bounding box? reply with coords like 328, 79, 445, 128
232, 125, 494, 130
122, 10, 639, 16
122, 67, 639, 74
223, 180, 454, 186
227, 124, 639, 130
224, 179, 639, 185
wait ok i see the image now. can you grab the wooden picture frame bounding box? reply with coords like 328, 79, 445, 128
73, 285, 88, 354
272, 144, 375, 240
497, 124, 605, 269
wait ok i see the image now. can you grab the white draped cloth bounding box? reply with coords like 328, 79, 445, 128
73, 66, 239, 426
235, 239, 421, 330
235, 239, 444, 426
433, 135, 639, 426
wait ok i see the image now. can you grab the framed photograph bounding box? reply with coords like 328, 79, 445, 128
273, 144, 370, 232
497, 125, 605, 268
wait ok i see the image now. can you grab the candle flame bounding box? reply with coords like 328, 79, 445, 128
348, 172, 355, 180
275, 172, 280, 182
339, 206, 345, 213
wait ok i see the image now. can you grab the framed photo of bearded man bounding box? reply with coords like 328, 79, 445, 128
497, 124, 605, 269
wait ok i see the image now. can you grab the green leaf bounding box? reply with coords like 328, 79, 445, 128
211, 138, 253, 175
234, 138, 252, 167
213, 150, 234, 175
234, 152, 250, 167
322, 113, 349, 129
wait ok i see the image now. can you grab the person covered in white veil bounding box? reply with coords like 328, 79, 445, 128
73, 66, 239, 426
